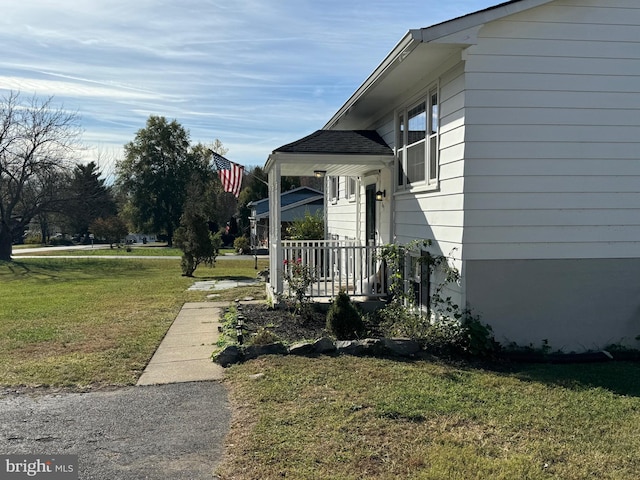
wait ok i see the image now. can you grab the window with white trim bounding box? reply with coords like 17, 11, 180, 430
329, 176, 339, 203
396, 86, 439, 189
347, 177, 357, 202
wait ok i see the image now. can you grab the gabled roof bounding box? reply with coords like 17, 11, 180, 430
325, 0, 553, 129
265, 130, 394, 176
274, 130, 393, 156
249, 186, 324, 218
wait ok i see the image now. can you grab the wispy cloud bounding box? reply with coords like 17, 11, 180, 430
0, 0, 497, 175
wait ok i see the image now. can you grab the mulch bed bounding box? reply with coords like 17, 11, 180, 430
237, 303, 329, 343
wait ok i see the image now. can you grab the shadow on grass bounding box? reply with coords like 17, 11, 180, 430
5, 258, 163, 283
190, 274, 258, 281
506, 361, 640, 397
467, 358, 640, 398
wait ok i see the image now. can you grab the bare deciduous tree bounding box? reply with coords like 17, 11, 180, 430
0, 92, 82, 261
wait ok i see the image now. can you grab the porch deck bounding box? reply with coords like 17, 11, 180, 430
280, 240, 388, 299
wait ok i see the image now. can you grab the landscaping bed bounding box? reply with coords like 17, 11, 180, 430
236, 303, 329, 343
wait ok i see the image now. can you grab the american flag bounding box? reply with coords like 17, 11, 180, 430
212, 152, 244, 197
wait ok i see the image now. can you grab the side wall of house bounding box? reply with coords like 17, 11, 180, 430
379, 58, 466, 260
380, 57, 468, 306
463, 0, 640, 349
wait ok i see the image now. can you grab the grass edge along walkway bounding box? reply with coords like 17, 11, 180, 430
218, 355, 640, 480
0, 257, 266, 388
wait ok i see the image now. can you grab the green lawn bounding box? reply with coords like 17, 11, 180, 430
0, 257, 266, 387
12, 245, 237, 256
219, 356, 640, 480
3, 257, 639, 479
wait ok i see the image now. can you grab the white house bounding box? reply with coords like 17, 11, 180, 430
264, 0, 640, 351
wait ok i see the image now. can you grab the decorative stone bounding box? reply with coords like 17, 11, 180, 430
313, 337, 337, 354
289, 342, 315, 356
336, 339, 384, 356
214, 345, 242, 367
243, 342, 288, 360
335, 340, 361, 355
381, 338, 422, 357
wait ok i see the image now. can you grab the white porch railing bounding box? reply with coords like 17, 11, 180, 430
281, 240, 387, 298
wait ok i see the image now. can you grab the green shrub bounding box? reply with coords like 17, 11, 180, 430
422, 313, 499, 358
286, 210, 324, 240
326, 291, 365, 340
378, 302, 430, 339
50, 237, 73, 246
249, 328, 281, 346
24, 233, 42, 244
234, 236, 250, 254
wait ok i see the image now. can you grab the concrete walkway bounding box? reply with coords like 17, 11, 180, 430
137, 302, 226, 386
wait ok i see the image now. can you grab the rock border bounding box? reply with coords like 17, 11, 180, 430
213, 337, 422, 367
212, 338, 640, 367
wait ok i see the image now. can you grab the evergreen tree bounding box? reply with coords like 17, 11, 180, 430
65, 162, 116, 239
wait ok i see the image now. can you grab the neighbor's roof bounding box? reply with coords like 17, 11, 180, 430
249, 186, 324, 217
273, 130, 393, 156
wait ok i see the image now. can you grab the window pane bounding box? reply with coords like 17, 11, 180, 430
429, 136, 438, 180
430, 92, 438, 134
331, 176, 338, 199
397, 152, 405, 186
407, 142, 425, 184
407, 102, 426, 145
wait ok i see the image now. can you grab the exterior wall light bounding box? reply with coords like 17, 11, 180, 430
314, 170, 327, 178
375, 190, 386, 201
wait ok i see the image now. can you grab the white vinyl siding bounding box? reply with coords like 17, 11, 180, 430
326, 176, 365, 242
463, 0, 640, 260
393, 61, 466, 279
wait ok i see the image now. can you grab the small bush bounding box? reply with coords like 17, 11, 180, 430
50, 237, 74, 246
234, 236, 250, 254
24, 233, 42, 244
326, 291, 365, 340
378, 302, 430, 339
249, 328, 281, 346
423, 313, 499, 358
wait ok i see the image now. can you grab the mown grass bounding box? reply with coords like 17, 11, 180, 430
0, 257, 266, 387
219, 356, 640, 480
13, 245, 237, 256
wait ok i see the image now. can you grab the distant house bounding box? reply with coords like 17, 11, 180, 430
125, 233, 157, 244
248, 186, 323, 247
263, 0, 640, 351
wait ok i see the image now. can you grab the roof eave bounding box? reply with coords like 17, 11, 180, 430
324, 0, 554, 130
323, 31, 419, 130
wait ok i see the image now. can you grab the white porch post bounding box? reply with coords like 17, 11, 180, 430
268, 163, 282, 294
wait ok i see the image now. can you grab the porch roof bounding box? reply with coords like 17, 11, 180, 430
265, 129, 394, 177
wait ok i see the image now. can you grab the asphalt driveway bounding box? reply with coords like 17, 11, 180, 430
0, 382, 230, 480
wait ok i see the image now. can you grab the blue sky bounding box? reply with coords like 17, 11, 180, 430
1, 0, 499, 177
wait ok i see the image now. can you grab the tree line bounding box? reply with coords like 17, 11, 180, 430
0, 92, 320, 263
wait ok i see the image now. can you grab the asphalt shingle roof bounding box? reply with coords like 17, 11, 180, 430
250, 187, 323, 216
273, 130, 392, 156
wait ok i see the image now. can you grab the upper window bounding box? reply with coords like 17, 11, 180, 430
396, 87, 439, 189
329, 176, 339, 203
347, 177, 357, 202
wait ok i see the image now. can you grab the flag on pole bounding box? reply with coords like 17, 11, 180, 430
212, 152, 244, 197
